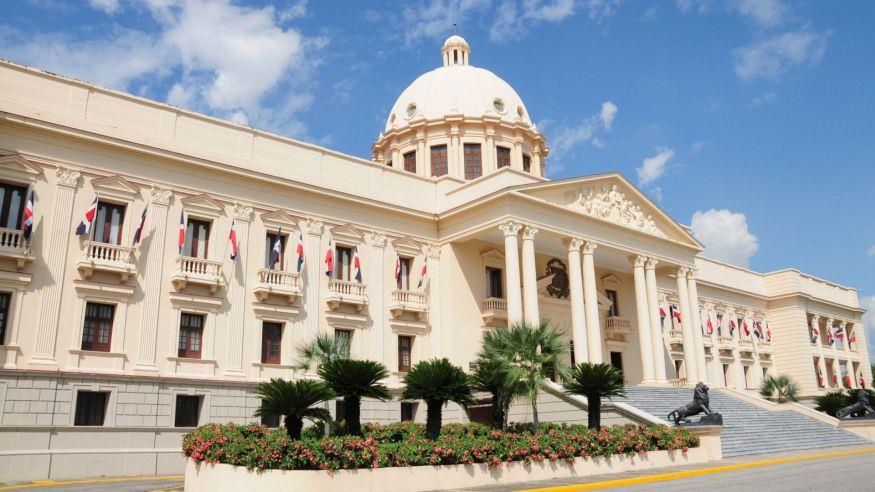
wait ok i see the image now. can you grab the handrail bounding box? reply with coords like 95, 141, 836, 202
176, 255, 223, 277
482, 297, 507, 311
391, 289, 426, 305
543, 380, 670, 426
0, 227, 29, 254
82, 240, 135, 264
257, 268, 301, 288
329, 278, 366, 297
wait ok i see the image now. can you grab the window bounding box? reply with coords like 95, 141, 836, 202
398, 335, 413, 372
93, 201, 126, 245
569, 340, 575, 366
261, 415, 280, 428
385, 155, 393, 166
522, 154, 531, 173
175, 395, 201, 427
0, 292, 10, 345
261, 322, 282, 365
81, 302, 115, 352
334, 328, 352, 358
610, 352, 624, 376
183, 218, 211, 259
397, 257, 412, 290
178, 313, 204, 359
406, 103, 417, 118
430, 145, 448, 177
605, 290, 619, 317
0, 182, 27, 230
403, 151, 416, 173
265, 232, 287, 270
485, 267, 503, 298
463, 143, 482, 180
496, 146, 511, 168
400, 402, 416, 422
74, 391, 107, 426
493, 98, 505, 113
335, 399, 346, 421
334, 246, 353, 281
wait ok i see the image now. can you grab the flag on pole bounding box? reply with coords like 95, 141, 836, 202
393, 252, 401, 283
132, 206, 147, 246
811, 323, 820, 343
22, 190, 34, 240
659, 307, 667, 327
765, 322, 772, 342
861, 376, 866, 389
178, 211, 187, 253
352, 246, 362, 282
832, 373, 838, 385
716, 313, 723, 336
729, 319, 736, 336
742, 320, 750, 336
706, 317, 714, 335
834, 326, 845, 339
75, 195, 98, 236
818, 370, 825, 388
228, 220, 239, 260
417, 255, 428, 288
268, 227, 282, 267
324, 239, 334, 277
827, 326, 835, 346
752, 321, 763, 340
845, 375, 852, 388
670, 305, 681, 323
296, 232, 304, 273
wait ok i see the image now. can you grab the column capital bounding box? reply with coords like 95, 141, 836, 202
370, 232, 388, 248
629, 255, 648, 268
305, 220, 324, 236
150, 187, 173, 205
522, 225, 539, 240
426, 244, 441, 259
564, 236, 586, 252
232, 203, 253, 221
581, 241, 597, 255
676, 266, 689, 277
810, 313, 820, 323
645, 257, 659, 269
498, 220, 523, 237
686, 268, 698, 280
55, 167, 80, 188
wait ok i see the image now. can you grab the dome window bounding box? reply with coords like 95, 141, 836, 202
406, 103, 417, 118
493, 98, 505, 113
517, 106, 525, 117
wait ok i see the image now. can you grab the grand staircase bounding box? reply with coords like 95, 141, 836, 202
615, 386, 871, 458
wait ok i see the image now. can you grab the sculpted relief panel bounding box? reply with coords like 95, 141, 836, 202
564, 184, 667, 238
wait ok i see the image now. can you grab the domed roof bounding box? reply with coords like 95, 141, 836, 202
384, 36, 534, 133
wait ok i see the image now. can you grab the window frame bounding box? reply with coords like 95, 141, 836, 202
463, 143, 482, 180
261, 321, 283, 365
92, 200, 127, 245
74, 391, 109, 426
605, 289, 619, 317
0, 291, 11, 345
403, 150, 417, 173
0, 181, 28, 231
334, 328, 352, 358
430, 144, 448, 177
178, 312, 205, 359
522, 154, 532, 173
400, 402, 416, 422
496, 146, 511, 169
265, 231, 288, 270
183, 218, 212, 259
398, 335, 413, 373
334, 245, 353, 281
485, 267, 503, 299
80, 301, 116, 352
397, 256, 412, 290
174, 394, 202, 428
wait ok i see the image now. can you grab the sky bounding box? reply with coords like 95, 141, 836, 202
2, 0, 875, 358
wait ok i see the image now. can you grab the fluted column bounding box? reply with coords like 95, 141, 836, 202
499, 221, 523, 324
304, 220, 324, 343
521, 225, 539, 325
632, 256, 655, 383
687, 269, 707, 383
370, 233, 387, 364
484, 126, 496, 174
565, 237, 587, 364
224, 204, 252, 375
645, 258, 667, 383
426, 245, 442, 357
675, 267, 698, 382
581, 241, 603, 363
32, 168, 80, 364
415, 130, 426, 176
133, 187, 173, 370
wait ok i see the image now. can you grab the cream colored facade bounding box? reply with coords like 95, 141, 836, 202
0, 37, 869, 480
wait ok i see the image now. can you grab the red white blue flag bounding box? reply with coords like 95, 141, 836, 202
716, 313, 723, 336
659, 307, 667, 326
394, 252, 401, 283
706, 317, 714, 335
670, 305, 681, 323
228, 220, 239, 260
268, 227, 282, 267
729, 319, 736, 336
827, 326, 835, 346
417, 256, 428, 289
132, 206, 147, 245
75, 195, 98, 236
752, 321, 763, 339
324, 239, 334, 277
811, 323, 819, 343
22, 190, 34, 240
742, 320, 750, 336
834, 326, 845, 339
296, 232, 304, 273
765, 322, 772, 342
178, 211, 186, 253
352, 246, 362, 282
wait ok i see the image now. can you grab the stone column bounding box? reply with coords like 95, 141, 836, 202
304, 220, 324, 342
390, 145, 399, 169
521, 225, 539, 325
632, 256, 655, 384
370, 233, 387, 364
32, 168, 80, 364
426, 245, 442, 357
415, 130, 426, 176
512, 132, 523, 170
832, 357, 841, 389
581, 241, 603, 363
499, 221, 523, 324
675, 267, 698, 382
687, 269, 707, 383
565, 237, 587, 364
532, 147, 543, 178
484, 125, 495, 174
224, 204, 252, 375
645, 258, 667, 383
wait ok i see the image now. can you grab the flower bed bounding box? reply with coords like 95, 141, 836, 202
183, 422, 698, 472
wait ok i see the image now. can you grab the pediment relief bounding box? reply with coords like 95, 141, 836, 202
0, 154, 43, 183
330, 224, 365, 245
181, 194, 224, 217
564, 184, 666, 238
92, 175, 140, 201
261, 210, 299, 230
481, 248, 505, 268
391, 236, 422, 257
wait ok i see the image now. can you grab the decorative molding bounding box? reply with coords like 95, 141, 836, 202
180, 193, 224, 218
686, 268, 698, 280
581, 241, 597, 255
370, 233, 388, 248
91, 175, 140, 201
426, 245, 441, 259
391, 236, 421, 256
55, 167, 81, 188
676, 266, 689, 277
564, 236, 585, 251
645, 257, 659, 269
0, 154, 43, 182
305, 220, 323, 236
522, 225, 539, 240
498, 221, 522, 237
150, 187, 173, 206
330, 224, 365, 245
232, 203, 254, 221
260, 209, 297, 228
630, 255, 647, 268
569, 184, 666, 237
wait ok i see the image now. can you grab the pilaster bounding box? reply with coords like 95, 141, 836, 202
632, 256, 655, 383
499, 221, 523, 324
521, 225, 539, 325
581, 241, 602, 363
223, 203, 252, 375
645, 258, 667, 382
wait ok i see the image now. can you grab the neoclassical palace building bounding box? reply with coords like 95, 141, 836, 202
0, 36, 870, 479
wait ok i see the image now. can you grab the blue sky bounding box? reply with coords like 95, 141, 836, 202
3, 1, 875, 354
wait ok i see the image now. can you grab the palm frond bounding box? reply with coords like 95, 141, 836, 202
294, 332, 350, 371
402, 358, 474, 406
562, 363, 626, 398
253, 378, 336, 421
317, 358, 391, 400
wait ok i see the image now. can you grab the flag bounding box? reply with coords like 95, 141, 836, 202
861, 376, 866, 389
706, 317, 714, 335
75, 195, 98, 236
827, 326, 835, 346
670, 305, 681, 322
268, 227, 282, 267
832, 373, 838, 385
845, 375, 852, 388
352, 246, 362, 282
132, 206, 147, 245
752, 321, 763, 340
834, 326, 845, 339
659, 307, 667, 326
393, 252, 401, 283
818, 370, 825, 388
742, 320, 750, 336
324, 239, 334, 277
765, 322, 772, 342
811, 323, 820, 343
22, 190, 34, 240
417, 255, 428, 288
716, 313, 723, 336
296, 232, 304, 273
228, 220, 239, 260
178, 211, 187, 253
729, 319, 736, 336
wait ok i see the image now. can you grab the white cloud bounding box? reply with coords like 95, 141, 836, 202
548, 100, 618, 158
747, 91, 776, 107
600, 100, 618, 129
733, 28, 829, 80
583, 0, 624, 22
868, 245, 875, 256
490, 0, 577, 43
279, 0, 309, 22
690, 209, 759, 268
691, 140, 708, 154
730, 0, 787, 27
636, 147, 674, 186
402, 0, 491, 45
88, 0, 120, 14
861, 296, 875, 362
676, 0, 711, 15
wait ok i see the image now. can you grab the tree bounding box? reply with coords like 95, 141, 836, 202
402, 358, 474, 439
758, 375, 800, 403
815, 390, 847, 417
562, 363, 626, 429
481, 321, 565, 429
294, 332, 350, 371
469, 356, 523, 430
253, 379, 335, 439
317, 358, 390, 436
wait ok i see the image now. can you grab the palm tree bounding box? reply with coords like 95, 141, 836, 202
294, 332, 350, 371
815, 390, 847, 417
402, 358, 474, 439
563, 363, 625, 429
317, 358, 390, 436
481, 321, 565, 429
469, 356, 523, 429
759, 375, 800, 403
253, 378, 335, 439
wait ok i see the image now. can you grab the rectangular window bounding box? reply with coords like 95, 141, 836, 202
522, 154, 531, 173
430, 145, 448, 177
92, 201, 126, 245
178, 313, 205, 359
403, 151, 417, 173
335, 399, 346, 421
0, 182, 27, 230
400, 402, 416, 422
74, 391, 108, 426
605, 289, 619, 317
261, 321, 283, 365
174, 395, 201, 427
496, 146, 511, 168
0, 292, 10, 345
486, 267, 503, 298
261, 415, 280, 428
464, 143, 482, 180
397, 257, 412, 290
183, 218, 211, 259
81, 302, 115, 352
335, 246, 353, 281
265, 232, 287, 270
398, 335, 413, 372
334, 328, 352, 358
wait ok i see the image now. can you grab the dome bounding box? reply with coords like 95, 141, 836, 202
443, 34, 469, 48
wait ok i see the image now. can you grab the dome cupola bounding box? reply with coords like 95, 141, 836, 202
441, 35, 470, 66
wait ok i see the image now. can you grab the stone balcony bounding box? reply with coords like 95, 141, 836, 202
666, 328, 684, 346
171, 256, 225, 293
0, 227, 33, 270
481, 297, 507, 325
738, 339, 755, 356
717, 336, 735, 350
77, 240, 137, 281
254, 268, 302, 304
604, 316, 632, 339
757, 340, 773, 353
389, 289, 427, 320
325, 279, 367, 312
703, 337, 714, 348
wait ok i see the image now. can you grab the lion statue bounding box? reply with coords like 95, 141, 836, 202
667, 383, 713, 425
837, 390, 875, 420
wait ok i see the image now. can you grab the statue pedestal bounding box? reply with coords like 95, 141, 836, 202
681, 413, 723, 427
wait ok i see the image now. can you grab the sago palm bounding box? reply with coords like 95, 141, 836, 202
481, 321, 565, 429
562, 362, 625, 429
294, 332, 350, 371
317, 358, 390, 436
759, 375, 799, 403
469, 356, 524, 430
815, 390, 847, 417
253, 378, 335, 439
402, 358, 474, 439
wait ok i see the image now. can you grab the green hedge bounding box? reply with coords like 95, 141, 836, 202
183, 422, 699, 471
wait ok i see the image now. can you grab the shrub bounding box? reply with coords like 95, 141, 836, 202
183, 422, 699, 472
758, 375, 800, 403
402, 358, 474, 439
815, 390, 847, 417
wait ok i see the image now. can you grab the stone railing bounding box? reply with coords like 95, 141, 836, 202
738, 339, 754, 352
669, 378, 687, 388
605, 316, 631, 330
328, 279, 367, 298
83, 240, 135, 266
482, 297, 507, 312
257, 268, 301, 290
391, 289, 426, 306
172, 255, 225, 292
717, 336, 735, 349
667, 329, 684, 344
0, 227, 29, 256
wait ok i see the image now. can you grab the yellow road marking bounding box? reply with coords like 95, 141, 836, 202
516, 448, 875, 492
0, 474, 183, 491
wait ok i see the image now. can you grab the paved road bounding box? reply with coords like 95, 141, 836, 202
0, 477, 182, 492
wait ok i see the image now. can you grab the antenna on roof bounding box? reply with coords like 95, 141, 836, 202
453, 23, 458, 35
